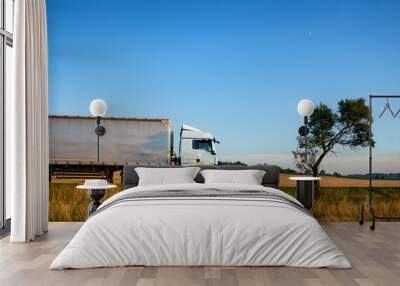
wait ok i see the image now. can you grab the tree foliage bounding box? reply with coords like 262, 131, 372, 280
293, 98, 372, 176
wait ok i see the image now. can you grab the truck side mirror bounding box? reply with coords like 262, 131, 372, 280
211, 150, 216, 155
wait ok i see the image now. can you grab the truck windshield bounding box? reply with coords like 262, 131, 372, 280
192, 139, 213, 152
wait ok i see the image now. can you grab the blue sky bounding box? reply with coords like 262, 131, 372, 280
47, 0, 400, 173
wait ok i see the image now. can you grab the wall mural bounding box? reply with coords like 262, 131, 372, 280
46, 0, 400, 223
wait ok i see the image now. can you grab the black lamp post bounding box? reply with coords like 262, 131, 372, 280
297, 99, 315, 173
90, 99, 107, 162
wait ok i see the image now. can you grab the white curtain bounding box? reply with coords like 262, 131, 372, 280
8, 0, 49, 242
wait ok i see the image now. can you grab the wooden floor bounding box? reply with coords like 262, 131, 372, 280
0, 222, 399, 286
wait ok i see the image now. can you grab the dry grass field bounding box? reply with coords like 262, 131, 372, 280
49, 183, 123, 221
49, 174, 400, 222
280, 173, 400, 188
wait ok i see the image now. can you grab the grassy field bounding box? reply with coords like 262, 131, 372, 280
49, 175, 400, 222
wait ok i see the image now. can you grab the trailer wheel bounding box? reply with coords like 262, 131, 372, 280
105, 168, 114, 183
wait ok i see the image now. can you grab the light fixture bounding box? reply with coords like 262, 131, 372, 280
90, 99, 107, 117
297, 99, 315, 118
297, 99, 315, 174
89, 99, 107, 163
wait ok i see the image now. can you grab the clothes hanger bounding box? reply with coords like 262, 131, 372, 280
378, 98, 395, 118
394, 107, 400, 118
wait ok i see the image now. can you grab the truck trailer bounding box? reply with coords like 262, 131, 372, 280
49, 115, 218, 182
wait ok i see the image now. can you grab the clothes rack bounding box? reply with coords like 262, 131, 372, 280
359, 95, 400, 230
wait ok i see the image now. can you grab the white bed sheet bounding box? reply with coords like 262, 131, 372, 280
50, 183, 351, 269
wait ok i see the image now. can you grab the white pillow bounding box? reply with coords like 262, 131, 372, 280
135, 167, 200, 186
200, 169, 266, 185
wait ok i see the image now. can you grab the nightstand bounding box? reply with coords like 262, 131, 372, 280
77, 180, 117, 216
289, 177, 321, 210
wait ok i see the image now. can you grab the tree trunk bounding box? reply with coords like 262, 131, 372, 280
312, 167, 318, 177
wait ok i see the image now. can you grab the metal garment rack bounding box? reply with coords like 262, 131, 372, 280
359, 95, 400, 230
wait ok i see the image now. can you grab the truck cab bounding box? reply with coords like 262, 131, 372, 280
179, 124, 219, 166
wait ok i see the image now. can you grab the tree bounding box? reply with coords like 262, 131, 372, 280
293, 98, 372, 177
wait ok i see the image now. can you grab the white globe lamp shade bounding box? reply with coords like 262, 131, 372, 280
90, 99, 107, 117
297, 99, 315, 117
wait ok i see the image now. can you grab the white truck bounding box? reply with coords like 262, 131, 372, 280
49, 115, 219, 181
179, 124, 219, 166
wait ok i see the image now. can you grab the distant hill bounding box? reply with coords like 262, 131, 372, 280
218, 162, 400, 181
218, 161, 247, 166
346, 173, 400, 180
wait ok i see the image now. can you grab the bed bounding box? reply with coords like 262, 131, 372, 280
50, 165, 351, 269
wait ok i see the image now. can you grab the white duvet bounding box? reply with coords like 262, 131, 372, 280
50, 183, 351, 269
